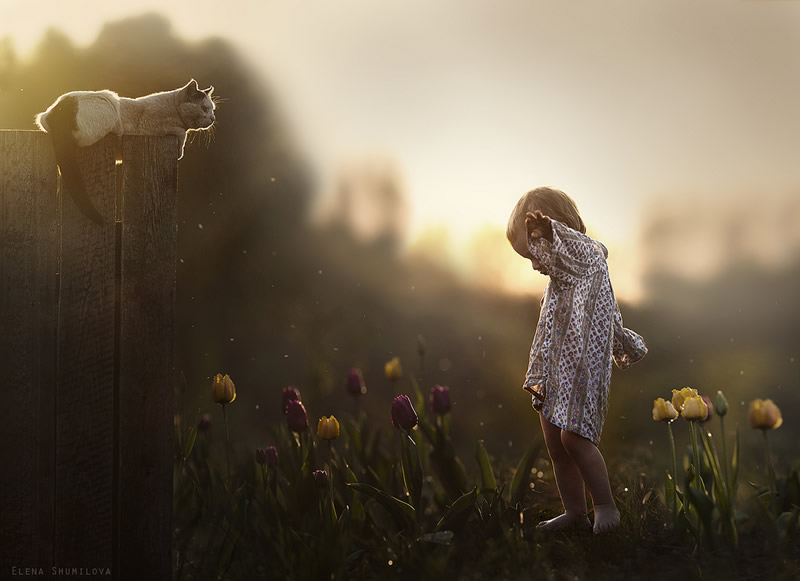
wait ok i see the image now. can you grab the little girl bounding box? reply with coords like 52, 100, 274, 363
506, 187, 647, 534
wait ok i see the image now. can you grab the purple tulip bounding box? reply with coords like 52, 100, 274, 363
286, 399, 309, 433
391, 395, 418, 431
346, 368, 367, 396
430, 385, 451, 415
700, 396, 714, 423
313, 469, 328, 488
255, 448, 268, 465
265, 445, 278, 468
282, 386, 301, 414
197, 413, 212, 430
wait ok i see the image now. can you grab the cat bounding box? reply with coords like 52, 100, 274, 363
35, 79, 216, 224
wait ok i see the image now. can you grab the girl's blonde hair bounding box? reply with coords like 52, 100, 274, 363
506, 186, 586, 243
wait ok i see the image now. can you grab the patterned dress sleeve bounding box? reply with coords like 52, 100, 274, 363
612, 304, 648, 369
528, 220, 601, 287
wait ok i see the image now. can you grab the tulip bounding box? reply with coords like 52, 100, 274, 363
652, 398, 678, 422
671, 386, 698, 413
385, 357, 403, 381
715, 390, 728, 417
197, 413, 212, 430
265, 445, 278, 468
317, 415, 340, 440
313, 469, 328, 488
255, 448, 268, 465
286, 399, 309, 433
212, 374, 236, 405
748, 399, 782, 430
750, 399, 782, 493
212, 374, 236, 485
682, 395, 708, 495
430, 385, 452, 415
346, 369, 367, 396
700, 396, 713, 422
282, 386, 301, 414
391, 395, 418, 431
681, 396, 708, 422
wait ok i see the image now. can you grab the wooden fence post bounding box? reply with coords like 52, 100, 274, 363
0, 131, 177, 580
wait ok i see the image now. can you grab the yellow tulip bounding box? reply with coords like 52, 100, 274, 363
681, 395, 708, 422
212, 373, 236, 404
385, 357, 403, 381
671, 386, 698, 412
652, 398, 678, 422
317, 415, 340, 440
748, 399, 783, 430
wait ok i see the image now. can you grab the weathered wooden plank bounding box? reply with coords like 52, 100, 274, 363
0, 131, 58, 572
117, 135, 178, 580
54, 134, 117, 569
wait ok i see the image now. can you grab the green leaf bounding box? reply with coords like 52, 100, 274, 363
336, 503, 350, 534
475, 441, 497, 492
400, 432, 423, 510
687, 485, 714, 528
700, 429, 729, 514
346, 482, 416, 531
342, 460, 366, 524
342, 417, 363, 455
410, 375, 426, 422
731, 429, 740, 492
510, 439, 542, 505
435, 486, 477, 532
183, 422, 198, 461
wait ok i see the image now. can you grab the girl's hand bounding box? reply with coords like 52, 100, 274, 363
525, 210, 553, 243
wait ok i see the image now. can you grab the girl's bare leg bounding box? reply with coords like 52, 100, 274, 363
537, 415, 591, 531
560, 430, 620, 533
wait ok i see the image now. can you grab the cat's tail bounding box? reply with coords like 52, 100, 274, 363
44, 96, 104, 225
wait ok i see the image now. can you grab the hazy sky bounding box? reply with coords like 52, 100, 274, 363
3, 0, 800, 300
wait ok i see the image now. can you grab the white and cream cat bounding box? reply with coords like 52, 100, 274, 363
36, 79, 216, 224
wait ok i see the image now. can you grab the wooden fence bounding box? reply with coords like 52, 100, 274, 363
0, 131, 177, 580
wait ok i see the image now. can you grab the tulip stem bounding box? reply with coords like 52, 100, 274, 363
668, 421, 678, 520
719, 414, 731, 497
690, 421, 704, 495
328, 440, 336, 517
763, 430, 777, 493
223, 403, 231, 487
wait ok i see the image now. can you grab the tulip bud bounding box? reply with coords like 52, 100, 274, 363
197, 413, 212, 430
681, 396, 708, 422
346, 369, 367, 397
313, 469, 328, 488
430, 385, 452, 415
390, 395, 418, 431
281, 386, 301, 414
385, 357, 403, 381
212, 374, 236, 405
317, 415, 340, 440
265, 445, 278, 468
748, 399, 783, 430
255, 448, 268, 465
671, 386, 698, 412
286, 399, 309, 433
652, 398, 678, 422
715, 390, 728, 417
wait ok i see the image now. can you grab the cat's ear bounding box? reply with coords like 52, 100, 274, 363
202, 85, 215, 98
181, 79, 203, 99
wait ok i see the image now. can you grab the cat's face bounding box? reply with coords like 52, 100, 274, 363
178, 79, 216, 131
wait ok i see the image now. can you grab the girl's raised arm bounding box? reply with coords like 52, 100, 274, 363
528, 216, 602, 287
